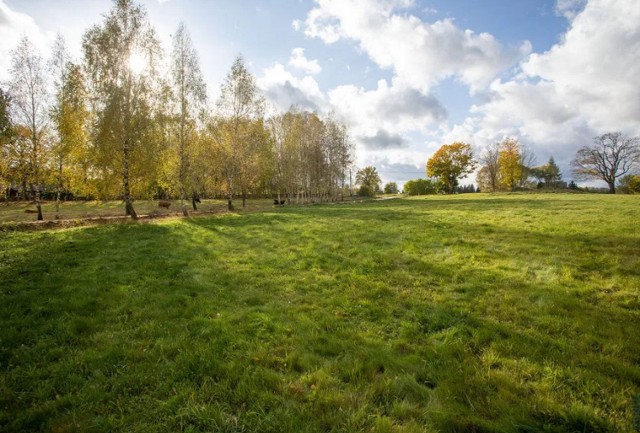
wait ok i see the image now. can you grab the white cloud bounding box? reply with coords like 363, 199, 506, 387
288, 47, 322, 75
521, 0, 640, 132
360, 129, 408, 150
0, 1, 54, 81
291, 19, 301, 31
555, 0, 587, 19
303, 0, 530, 92
256, 63, 326, 112
328, 79, 446, 139
443, 0, 640, 180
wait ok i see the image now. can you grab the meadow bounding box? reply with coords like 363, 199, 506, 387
0, 194, 638, 432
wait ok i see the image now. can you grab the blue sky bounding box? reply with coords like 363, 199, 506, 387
2, 0, 639, 188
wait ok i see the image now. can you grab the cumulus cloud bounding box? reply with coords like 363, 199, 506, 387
358, 157, 427, 188
260, 0, 640, 188
303, 0, 530, 92
256, 63, 326, 112
521, 0, 640, 132
444, 0, 640, 180
0, 1, 54, 81
328, 79, 447, 138
360, 129, 407, 150
288, 48, 322, 74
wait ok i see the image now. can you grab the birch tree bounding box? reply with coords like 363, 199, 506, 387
8, 37, 49, 220
50, 34, 72, 218
266, 109, 352, 203
57, 65, 92, 199
4, 125, 32, 200
83, 0, 161, 218
0, 89, 12, 198
216, 55, 264, 210
171, 22, 206, 216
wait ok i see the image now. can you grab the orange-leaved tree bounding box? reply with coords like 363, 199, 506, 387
426, 142, 476, 194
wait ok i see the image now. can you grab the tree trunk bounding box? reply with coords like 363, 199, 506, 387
33, 167, 42, 220
55, 155, 62, 219
123, 139, 137, 219
35, 187, 43, 221
180, 186, 188, 216
191, 193, 198, 211
242, 191, 247, 209
608, 181, 616, 194
227, 186, 234, 211
227, 172, 235, 211
179, 92, 188, 217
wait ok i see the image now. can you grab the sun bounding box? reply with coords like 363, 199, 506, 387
128, 52, 147, 75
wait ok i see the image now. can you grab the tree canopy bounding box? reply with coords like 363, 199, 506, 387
383, 182, 398, 194
426, 142, 476, 194
355, 166, 381, 197
404, 178, 437, 195
497, 138, 523, 191
531, 156, 563, 188
1, 0, 355, 217
82, 0, 162, 218
618, 174, 640, 194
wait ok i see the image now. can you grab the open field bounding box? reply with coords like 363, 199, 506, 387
1, 194, 639, 432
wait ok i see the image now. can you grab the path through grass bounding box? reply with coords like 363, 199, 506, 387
1, 194, 638, 432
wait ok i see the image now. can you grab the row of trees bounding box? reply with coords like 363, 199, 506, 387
423, 139, 538, 194
0, 0, 354, 219
423, 132, 639, 195
475, 138, 561, 192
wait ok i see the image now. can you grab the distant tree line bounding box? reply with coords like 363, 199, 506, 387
416, 133, 639, 195
474, 138, 564, 192
0, 0, 354, 219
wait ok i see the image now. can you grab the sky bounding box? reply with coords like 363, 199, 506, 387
1, 0, 639, 189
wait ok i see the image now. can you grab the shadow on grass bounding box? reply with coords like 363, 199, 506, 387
0, 199, 638, 432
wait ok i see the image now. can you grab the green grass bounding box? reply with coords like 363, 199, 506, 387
0, 198, 287, 224
1, 194, 638, 432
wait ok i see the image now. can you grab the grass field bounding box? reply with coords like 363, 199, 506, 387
1, 194, 639, 432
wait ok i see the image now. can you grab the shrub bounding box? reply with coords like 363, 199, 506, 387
404, 179, 437, 195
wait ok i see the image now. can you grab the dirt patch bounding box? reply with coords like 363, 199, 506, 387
0, 209, 230, 233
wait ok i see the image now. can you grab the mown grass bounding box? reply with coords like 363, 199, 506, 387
0, 194, 638, 432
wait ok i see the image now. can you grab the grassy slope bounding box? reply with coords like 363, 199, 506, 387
0, 194, 638, 432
